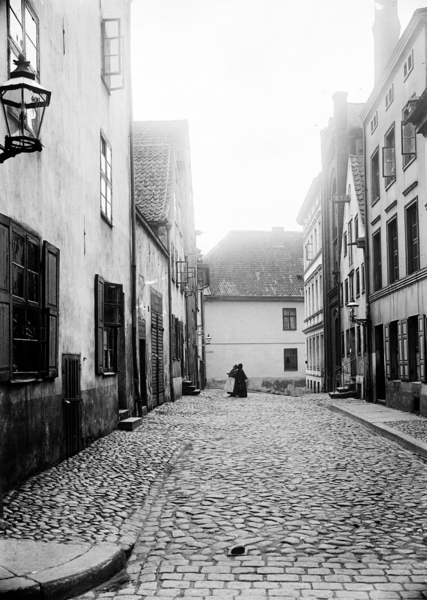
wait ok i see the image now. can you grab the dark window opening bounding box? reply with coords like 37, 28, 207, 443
389, 320, 399, 379
284, 348, 298, 371
406, 201, 419, 275
383, 125, 396, 188
373, 231, 382, 291
371, 148, 380, 203
387, 217, 399, 284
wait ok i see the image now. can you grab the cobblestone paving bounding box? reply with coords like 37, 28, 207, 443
386, 420, 427, 444
69, 391, 427, 600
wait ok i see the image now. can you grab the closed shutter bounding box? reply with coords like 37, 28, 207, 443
0, 215, 11, 381
151, 312, 164, 404
95, 275, 105, 374
419, 315, 426, 383
157, 314, 164, 403
384, 324, 390, 379
398, 319, 409, 381
151, 311, 158, 402
43, 242, 60, 377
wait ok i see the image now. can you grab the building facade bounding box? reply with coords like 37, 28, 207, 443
204, 229, 305, 394
362, 8, 427, 412
339, 155, 369, 399
0, 0, 134, 492
297, 176, 324, 393
320, 92, 364, 392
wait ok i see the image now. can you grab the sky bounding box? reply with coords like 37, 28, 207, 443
131, 0, 426, 256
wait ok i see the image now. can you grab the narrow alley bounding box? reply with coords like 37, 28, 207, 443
16, 389, 426, 600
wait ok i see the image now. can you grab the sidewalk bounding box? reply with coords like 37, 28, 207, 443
327, 398, 427, 459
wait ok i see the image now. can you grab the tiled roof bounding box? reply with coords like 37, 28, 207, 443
133, 120, 189, 223
349, 154, 365, 224
205, 230, 304, 298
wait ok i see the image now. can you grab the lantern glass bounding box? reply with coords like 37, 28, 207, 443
1, 85, 48, 148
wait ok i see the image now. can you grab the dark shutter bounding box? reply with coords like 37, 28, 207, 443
419, 315, 426, 383
0, 215, 12, 381
95, 275, 105, 374
384, 324, 390, 380
171, 314, 175, 359
43, 241, 60, 377
399, 319, 409, 381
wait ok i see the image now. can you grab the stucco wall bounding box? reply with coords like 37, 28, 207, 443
0, 0, 134, 492
204, 299, 306, 392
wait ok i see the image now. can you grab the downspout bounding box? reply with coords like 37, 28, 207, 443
166, 223, 175, 402
127, 5, 143, 416
362, 126, 373, 402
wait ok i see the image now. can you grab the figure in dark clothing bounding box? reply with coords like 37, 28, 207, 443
232, 363, 248, 397
224, 364, 238, 395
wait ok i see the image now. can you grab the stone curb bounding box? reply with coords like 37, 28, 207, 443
0, 442, 192, 600
327, 403, 427, 460
0, 543, 126, 600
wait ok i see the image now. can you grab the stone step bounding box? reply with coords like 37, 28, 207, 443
118, 409, 129, 421
117, 417, 142, 431
191, 389, 201, 396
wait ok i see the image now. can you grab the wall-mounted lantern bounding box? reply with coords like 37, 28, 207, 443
347, 300, 369, 326
0, 54, 51, 164
205, 333, 212, 345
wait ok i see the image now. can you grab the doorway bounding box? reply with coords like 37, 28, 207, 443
375, 325, 386, 402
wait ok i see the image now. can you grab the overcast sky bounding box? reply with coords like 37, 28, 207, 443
131, 0, 426, 256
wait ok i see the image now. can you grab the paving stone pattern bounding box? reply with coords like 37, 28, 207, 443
68, 391, 427, 599
386, 420, 427, 444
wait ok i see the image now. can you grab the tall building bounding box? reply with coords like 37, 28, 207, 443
296, 176, 324, 393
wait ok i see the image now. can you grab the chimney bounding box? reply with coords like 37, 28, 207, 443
272, 227, 284, 248
373, 0, 400, 83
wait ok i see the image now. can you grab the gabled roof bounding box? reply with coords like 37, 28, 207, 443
205, 230, 304, 299
349, 154, 365, 224
133, 120, 190, 223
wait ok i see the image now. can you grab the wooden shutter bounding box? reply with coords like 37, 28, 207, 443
384, 324, 391, 379
398, 319, 409, 381
0, 215, 12, 381
95, 275, 105, 374
419, 315, 426, 383
43, 241, 60, 377
157, 315, 164, 403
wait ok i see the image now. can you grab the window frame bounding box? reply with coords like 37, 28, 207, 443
284, 348, 298, 371
95, 275, 124, 375
283, 308, 297, 331
0, 213, 59, 381
406, 199, 419, 275
7, 0, 40, 78
403, 50, 414, 80
371, 147, 380, 205
101, 18, 125, 92
382, 123, 396, 189
370, 111, 378, 134
372, 229, 382, 292
385, 84, 394, 110
100, 132, 113, 225
401, 104, 417, 169
387, 216, 399, 284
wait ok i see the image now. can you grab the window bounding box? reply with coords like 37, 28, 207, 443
361, 263, 365, 293
354, 215, 359, 245
408, 315, 420, 381
370, 111, 378, 134
385, 84, 394, 110
0, 214, 59, 381
403, 50, 414, 79
389, 321, 399, 379
371, 148, 380, 204
8, 0, 39, 77
284, 348, 298, 371
356, 268, 360, 297
406, 200, 419, 275
100, 133, 112, 223
344, 279, 349, 305
341, 332, 345, 357
101, 19, 124, 91
373, 230, 382, 291
383, 124, 396, 188
348, 219, 353, 265
349, 272, 354, 302
387, 217, 399, 284
343, 231, 348, 256
283, 308, 296, 330
95, 275, 123, 374
402, 104, 416, 168
357, 325, 361, 356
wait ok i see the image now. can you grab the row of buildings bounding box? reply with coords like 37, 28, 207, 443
0, 0, 208, 495
298, 1, 427, 415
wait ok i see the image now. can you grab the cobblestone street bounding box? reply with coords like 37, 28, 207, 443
4, 390, 427, 599
69, 390, 427, 600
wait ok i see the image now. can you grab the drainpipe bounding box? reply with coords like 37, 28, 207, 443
166, 223, 175, 402
126, 5, 143, 417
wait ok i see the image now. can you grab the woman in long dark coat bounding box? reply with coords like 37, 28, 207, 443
233, 363, 248, 397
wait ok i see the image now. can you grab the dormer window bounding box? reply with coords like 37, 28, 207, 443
385, 84, 394, 110
403, 50, 414, 80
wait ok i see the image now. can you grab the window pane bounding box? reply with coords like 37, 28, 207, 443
12, 232, 24, 265
25, 37, 37, 73
25, 7, 37, 46
13, 307, 39, 372
104, 20, 119, 38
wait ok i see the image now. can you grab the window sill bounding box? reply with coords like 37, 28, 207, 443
101, 212, 113, 228
402, 156, 416, 171
371, 196, 380, 207
385, 179, 396, 191
102, 372, 117, 377
10, 378, 43, 385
